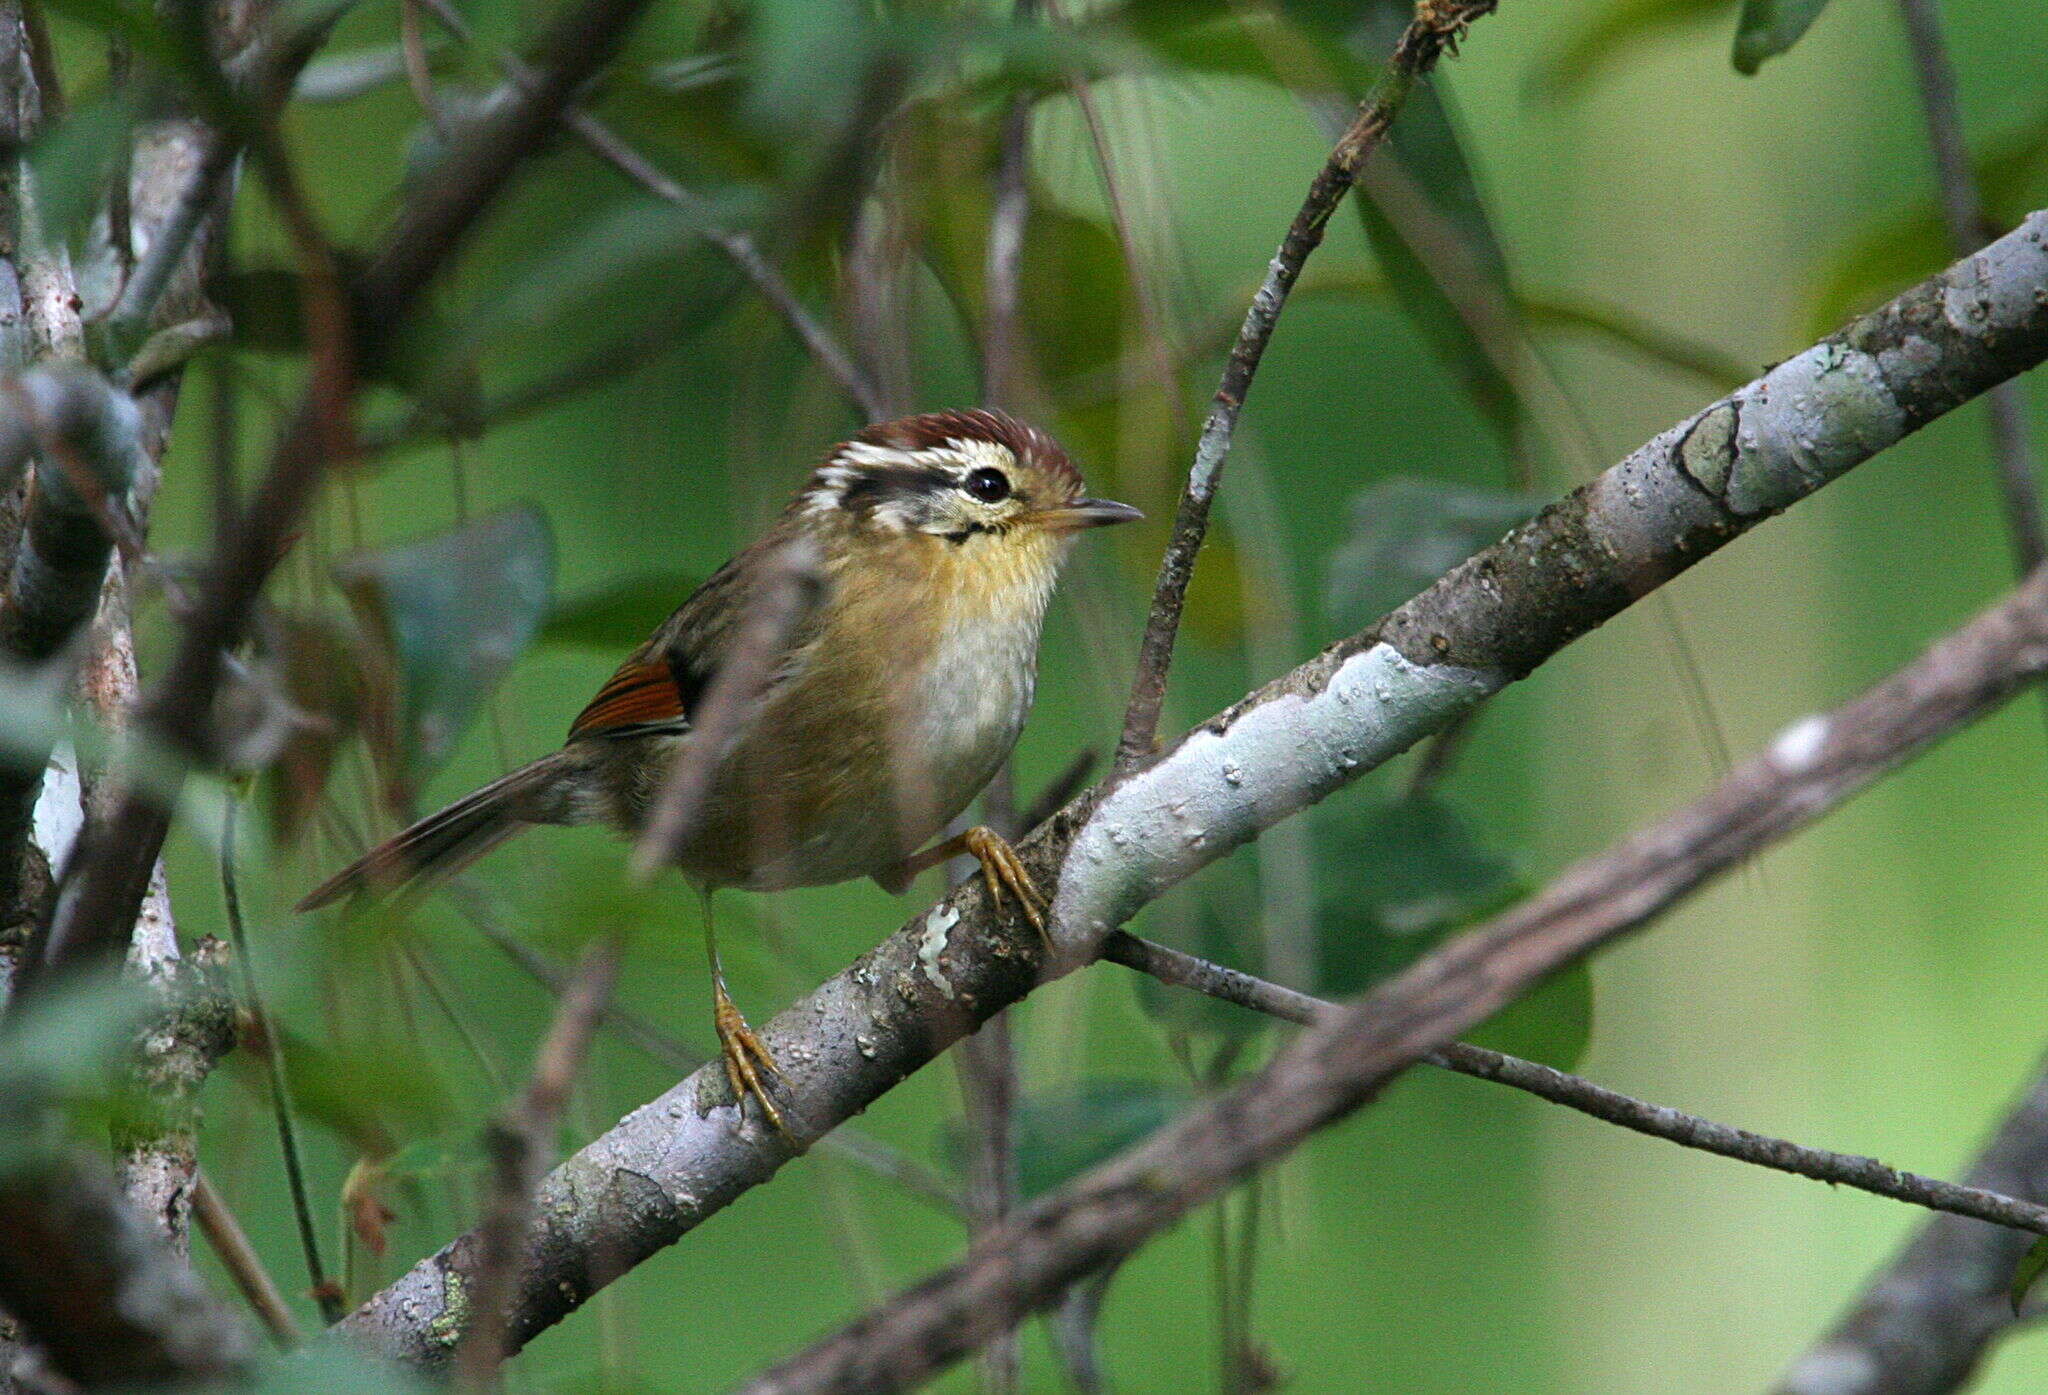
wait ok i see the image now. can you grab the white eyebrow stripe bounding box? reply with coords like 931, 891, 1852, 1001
797, 435, 1019, 517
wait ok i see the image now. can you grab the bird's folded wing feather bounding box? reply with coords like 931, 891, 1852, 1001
568, 655, 699, 739
566, 543, 820, 742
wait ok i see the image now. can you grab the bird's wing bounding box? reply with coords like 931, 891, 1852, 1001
567, 651, 702, 739
565, 541, 822, 742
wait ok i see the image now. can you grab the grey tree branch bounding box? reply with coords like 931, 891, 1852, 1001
334, 213, 2048, 1373
21, 0, 662, 999
739, 555, 2048, 1395
0, 368, 148, 914
1103, 932, 2048, 1238
1114, 0, 1501, 771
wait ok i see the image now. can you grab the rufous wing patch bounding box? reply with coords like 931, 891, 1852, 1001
568, 657, 689, 739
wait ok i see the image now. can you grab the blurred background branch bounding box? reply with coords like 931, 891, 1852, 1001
2, 0, 2046, 1389
338, 216, 2048, 1373
740, 552, 2048, 1395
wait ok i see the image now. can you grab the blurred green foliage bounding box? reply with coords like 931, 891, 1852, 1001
4, 0, 2047, 1389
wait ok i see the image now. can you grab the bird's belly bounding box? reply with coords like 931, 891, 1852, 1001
715, 624, 1036, 892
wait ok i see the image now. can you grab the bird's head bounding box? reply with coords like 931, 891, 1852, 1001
798, 410, 1141, 566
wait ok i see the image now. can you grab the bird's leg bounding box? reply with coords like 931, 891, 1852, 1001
890, 826, 1046, 937
700, 890, 788, 1138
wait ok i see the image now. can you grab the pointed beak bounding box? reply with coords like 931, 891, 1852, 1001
1042, 498, 1144, 532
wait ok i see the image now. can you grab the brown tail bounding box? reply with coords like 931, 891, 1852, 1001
296, 750, 585, 911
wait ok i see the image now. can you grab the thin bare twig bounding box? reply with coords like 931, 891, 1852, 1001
192, 1168, 303, 1348
737, 559, 2048, 1395
220, 798, 339, 1323
408, 0, 884, 421
1895, 0, 2046, 573
1103, 932, 2048, 1238
631, 539, 826, 879
23, 0, 662, 1000
1114, 0, 1502, 771
453, 930, 623, 1391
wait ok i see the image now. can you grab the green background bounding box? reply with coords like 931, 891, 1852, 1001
79, 0, 2048, 1388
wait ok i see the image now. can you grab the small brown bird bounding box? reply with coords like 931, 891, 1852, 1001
299, 409, 1139, 1131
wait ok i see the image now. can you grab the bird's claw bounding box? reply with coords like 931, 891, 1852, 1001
714, 991, 790, 1140
961, 825, 1047, 940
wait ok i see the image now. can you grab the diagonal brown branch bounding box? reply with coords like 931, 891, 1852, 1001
455, 932, 622, 1391
333, 215, 2048, 1373
18, 0, 662, 1001
739, 560, 2048, 1395
1103, 932, 2048, 1239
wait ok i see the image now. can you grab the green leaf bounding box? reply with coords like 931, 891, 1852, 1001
226, 1023, 449, 1157
542, 572, 698, 649
1316, 794, 1593, 1070
2014, 1234, 2048, 1314
25, 95, 135, 251
380, 1135, 475, 1181
0, 971, 155, 1173
1324, 478, 1542, 630
1354, 175, 1522, 449
214, 267, 470, 403
948, 1081, 1187, 1199
257, 609, 365, 843
36, 0, 181, 71
1524, 0, 1738, 102
294, 42, 451, 104
1730, 0, 1834, 73
464, 200, 743, 356
1303, 2, 1527, 451
1315, 793, 1523, 998
0, 970, 152, 1102
908, 104, 1133, 388
334, 506, 555, 794
1466, 962, 1594, 1070
1107, 0, 1299, 83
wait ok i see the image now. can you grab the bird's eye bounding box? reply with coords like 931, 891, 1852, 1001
962, 467, 1012, 504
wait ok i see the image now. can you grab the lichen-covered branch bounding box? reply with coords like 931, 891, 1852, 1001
0, 367, 150, 915
740, 554, 2048, 1395
335, 214, 2048, 1372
